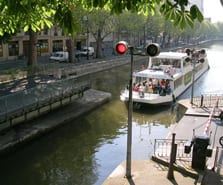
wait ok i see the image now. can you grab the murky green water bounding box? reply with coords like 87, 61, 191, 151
0, 41, 223, 185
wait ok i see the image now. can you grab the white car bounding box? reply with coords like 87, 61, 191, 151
49, 51, 69, 62
80, 47, 94, 56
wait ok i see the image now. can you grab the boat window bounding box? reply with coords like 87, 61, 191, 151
172, 60, 180, 68
152, 58, 161, 66
174, 76, 183, 89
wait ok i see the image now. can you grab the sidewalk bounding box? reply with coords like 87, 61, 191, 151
102, 160, 200, 185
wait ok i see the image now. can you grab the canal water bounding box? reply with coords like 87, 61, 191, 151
0, 40, 222, 185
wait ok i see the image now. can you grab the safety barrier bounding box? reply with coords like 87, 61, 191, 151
154, 139, 192, 161
192, 94, 223, 108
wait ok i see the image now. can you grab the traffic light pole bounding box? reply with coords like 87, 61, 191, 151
115, 41, 160, 179
126, 46, 134, 178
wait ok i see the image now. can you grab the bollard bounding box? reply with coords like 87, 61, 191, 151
173, 143, 177, 163
167, 133, 176, 180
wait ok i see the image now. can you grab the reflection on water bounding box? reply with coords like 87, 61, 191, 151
0, 41, 223, 185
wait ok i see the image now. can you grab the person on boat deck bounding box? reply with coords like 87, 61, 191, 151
133, 83, 140, 91
139, 82, 146, 92
138, 82, 146, 97
160, 79, 166, 88
145, 79, 152, 93
166, 83, 171, 94
165, 79, 171, 94
141, 65, 145, 70
159, 79, 166, 96
152, 78, 158, 86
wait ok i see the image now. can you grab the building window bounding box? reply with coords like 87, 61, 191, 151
8, 41, 19, 56
43, 29, 48, 35
38, 39, 49, 53
54, 27, 58, 36
52, 40, 63, 52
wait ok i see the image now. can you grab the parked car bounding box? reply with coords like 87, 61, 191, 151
79, 47, 95, 57
49, 51, 69, 62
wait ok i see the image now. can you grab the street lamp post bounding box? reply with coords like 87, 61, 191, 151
191, 57, 195, 104
83, 15, 89, 60
190, 50, 198, 104
87, 28, 89, 60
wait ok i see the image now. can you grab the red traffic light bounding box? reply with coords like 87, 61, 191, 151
146, 43, 160, 57
116, 41, 128, 55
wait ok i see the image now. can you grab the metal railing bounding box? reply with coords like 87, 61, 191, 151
193, 94, 223, 108
0, 77, 90, 131
154, 139, 192, 161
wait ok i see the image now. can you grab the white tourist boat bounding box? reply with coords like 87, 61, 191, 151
120, 49, 209, 106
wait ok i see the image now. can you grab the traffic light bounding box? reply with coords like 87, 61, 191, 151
115, 41, 128, 55
146, 43, 160, 57
185, 48, 191, 56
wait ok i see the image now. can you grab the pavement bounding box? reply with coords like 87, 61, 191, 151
102, 160, 200, 185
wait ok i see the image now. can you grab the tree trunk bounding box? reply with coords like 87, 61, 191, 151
96, 29, 103, 58
69, 37, 75, 63
27, 28, 38, 66
162, 32, 167, 48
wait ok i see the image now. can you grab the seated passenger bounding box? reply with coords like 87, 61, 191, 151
133, 83, 140, 92
160, 79, 166, 88
166, 84, 171, 94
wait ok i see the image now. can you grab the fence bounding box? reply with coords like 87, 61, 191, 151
0, 77, 91, 132
193, 94, 223, 108
154, 139, 192, 162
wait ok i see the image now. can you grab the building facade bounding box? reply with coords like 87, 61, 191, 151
0, 27, 88, 62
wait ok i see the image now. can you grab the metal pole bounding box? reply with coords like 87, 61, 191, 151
167, 133, 176, 180
87, 20, 89, 60
190, 58, 195, 104
126, 46, 134, 178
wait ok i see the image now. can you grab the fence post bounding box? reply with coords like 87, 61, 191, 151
200, 95, 203, 107
173, 143, 177, 163
154, 139, 157, 156
167, 133, 176, 180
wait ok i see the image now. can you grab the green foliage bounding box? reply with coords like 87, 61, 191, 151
159, 1, 203, 29
0, 0, 205, 39
84, 0, 204, 29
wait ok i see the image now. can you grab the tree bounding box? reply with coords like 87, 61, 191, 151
0, 0, 204, 66
87, 0, 203, 29
113, 12, 147, 46
86, 9, 117, 58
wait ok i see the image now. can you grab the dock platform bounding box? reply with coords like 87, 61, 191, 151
102, 96, 223, 185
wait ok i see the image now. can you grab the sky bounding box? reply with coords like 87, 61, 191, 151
203, 0, 223, 23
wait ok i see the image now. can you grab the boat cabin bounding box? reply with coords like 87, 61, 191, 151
132, 52, 190, 96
